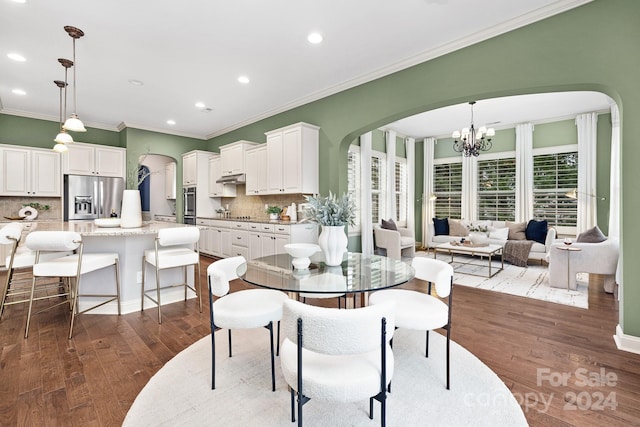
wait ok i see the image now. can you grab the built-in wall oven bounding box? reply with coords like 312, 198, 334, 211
183, 187, 196, 224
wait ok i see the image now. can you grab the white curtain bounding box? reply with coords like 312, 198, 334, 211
360, 132, 373, 255
423, 137, 435, 246
405, 137, 415, 232
608, 104, 622, 290
385, 130, 397, 222
576, 112, 598, 234
461, 156, 477, 221
515, 123, 534, 221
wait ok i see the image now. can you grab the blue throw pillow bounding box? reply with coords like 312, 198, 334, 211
433, 217, 449, 236
525, 219, 548, 244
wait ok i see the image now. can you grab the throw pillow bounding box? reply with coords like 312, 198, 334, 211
448, 219, 468, 237
506, 221, 527, 240
433, 217, 449, 236
576, 225, 607, 243
381, 218, 397, 231
489, 227, 509, 240
525, 219, 548, 244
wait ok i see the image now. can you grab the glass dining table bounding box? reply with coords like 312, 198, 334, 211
237, 252, 415, 308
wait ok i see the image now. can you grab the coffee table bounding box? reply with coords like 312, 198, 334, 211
434, 242, 504, 278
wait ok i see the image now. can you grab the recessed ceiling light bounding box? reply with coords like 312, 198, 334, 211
307, 32, 323, 44
12, 89, 26, 95
11, 0, 27, 4
7, 53, 26, 62
195, 102, 206, 109
166, 120, 176, 125
237, 75, 250, 84
128, 79, 144, 86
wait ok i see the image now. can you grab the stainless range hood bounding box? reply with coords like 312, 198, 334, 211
215, 173, 246, 184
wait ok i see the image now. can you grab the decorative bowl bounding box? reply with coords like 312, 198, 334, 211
563, 238, 573, 246
94, 218, 121, 228
284, 243, 321, 269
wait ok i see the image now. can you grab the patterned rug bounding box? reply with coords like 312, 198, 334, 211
416, 250, 588, 309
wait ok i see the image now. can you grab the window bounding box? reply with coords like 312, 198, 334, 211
477, 156, 516, 221
370, 152, 386, 224
433, 160, 462, 219
347, 145, 408, 230
347, 146, 361, 231
394, 158, 408, 225
533, 148, 578, 231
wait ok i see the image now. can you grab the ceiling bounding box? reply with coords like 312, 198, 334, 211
0, 0, 603, 141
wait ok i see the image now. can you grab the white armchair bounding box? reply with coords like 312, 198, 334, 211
374, 225, 416, 260
547, 239, 619, 293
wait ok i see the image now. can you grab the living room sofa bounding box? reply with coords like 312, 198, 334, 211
426, 219, 556, 262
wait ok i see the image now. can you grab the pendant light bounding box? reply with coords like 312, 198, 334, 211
62, 26, 86, 132
54, 58, 73, 150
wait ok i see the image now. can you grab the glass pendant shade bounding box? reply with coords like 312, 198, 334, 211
54, 130, 74, 144
53, 142, 69, 153
63, 113, 86, 132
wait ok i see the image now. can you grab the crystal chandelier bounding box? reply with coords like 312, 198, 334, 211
452, 101, 494, 157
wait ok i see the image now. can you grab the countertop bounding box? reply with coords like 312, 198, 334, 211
4, 220, 194, 237
196, 217, 312, 226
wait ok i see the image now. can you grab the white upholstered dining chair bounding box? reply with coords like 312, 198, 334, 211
24, 230, 121, 339
207, 256, 288, 391
368, 256, 453, 389
280, 298, 395, 427
141, 226, 201, 323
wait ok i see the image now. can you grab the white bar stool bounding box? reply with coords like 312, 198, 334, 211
24, 231, 121, 339
141, 227, 201, 323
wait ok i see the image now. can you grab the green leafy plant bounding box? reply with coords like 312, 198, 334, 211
303, 192, 356, 226
266, 205, 282, 214
22, 202, 50, 211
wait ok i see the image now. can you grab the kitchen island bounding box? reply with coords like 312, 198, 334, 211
5, 220, 198, 315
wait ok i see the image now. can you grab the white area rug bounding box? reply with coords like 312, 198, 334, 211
124, 328, 527, 427
416, 251, 588, 309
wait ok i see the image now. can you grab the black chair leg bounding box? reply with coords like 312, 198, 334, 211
268, 321, 276, 391
290, 388, 296, 423
425, 330, 430, 358
446, 326, 451, 390
369, 397, 374, 419
228, 329, 232, 357
276, 320, 281, 356
211, 331, 216, 390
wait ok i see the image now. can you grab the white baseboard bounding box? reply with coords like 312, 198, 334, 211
613, 324, 640, 354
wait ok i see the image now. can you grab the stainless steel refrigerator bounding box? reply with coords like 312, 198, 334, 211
64, 174, 125, 220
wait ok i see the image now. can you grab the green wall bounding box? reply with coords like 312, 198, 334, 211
1, 0, 638, 339
207, 0, 640, 338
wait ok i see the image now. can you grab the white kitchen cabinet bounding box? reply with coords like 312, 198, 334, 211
197, 219, 232, 258
219, 140, 259, 176
208, 156, 236, 197
265, 122, 319, 194
63, 142, 125, 178
165, 162, 176, 199
248, 222, 317, 260
182, 151, 220, 218
245, 145, 268, 195
0, 144, 61, 197
182, 151, 197, 186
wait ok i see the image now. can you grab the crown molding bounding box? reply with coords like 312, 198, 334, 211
118, 122, 207, 140
0, 108, 118, 132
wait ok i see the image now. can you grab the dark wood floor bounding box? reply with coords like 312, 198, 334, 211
1, 256, 638, 427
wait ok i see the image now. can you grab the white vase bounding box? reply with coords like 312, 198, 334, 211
318, 225, 348, 267
120, 189, 142, 228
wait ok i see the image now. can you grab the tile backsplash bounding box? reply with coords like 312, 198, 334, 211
220, 185, 310, 220
0, 197, 62, 221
